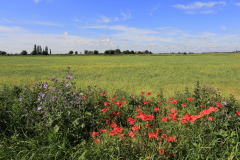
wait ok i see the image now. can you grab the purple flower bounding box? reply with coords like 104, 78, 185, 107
38, 98, 40, 101
37, 107, 42, 110
70, 73, 73, 76
66, 76, 72, 79
223, 101, 227, 105
51, 76, 55, 80
18, 98, 21, 101
43, 84, 47, 88
79, 97, 82, 100
203, 122, 207, 125
53, 88, 58, 92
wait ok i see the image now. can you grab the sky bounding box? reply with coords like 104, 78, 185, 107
0, 0, 240, 54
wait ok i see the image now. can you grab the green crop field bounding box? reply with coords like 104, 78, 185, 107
1, 53, 240, 100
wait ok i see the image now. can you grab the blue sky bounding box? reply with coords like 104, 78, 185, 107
0, 0, 240, 54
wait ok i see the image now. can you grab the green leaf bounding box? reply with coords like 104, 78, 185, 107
53, 125, 60, 134
72, 118, 80, 127
81, 123, 85, 129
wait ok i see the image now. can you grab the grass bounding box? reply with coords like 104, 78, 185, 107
0, 54, 240, 159
0, 53, 240, 101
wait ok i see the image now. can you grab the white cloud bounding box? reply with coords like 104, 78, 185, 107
197, 37, 207, 39
151, 4, 160, 12
222, 25, 227, 30
234, 3, 240, 6
155, 27, 172, 30
31, 21, 63, 27
114, 17, 119, 21
34, 0, 42, 3
98, 16, 110, 23
121, 11, 131, 20
2, 18, 12, 23
199, 10, 213, 14
63, 31, 68, 35
173, 1, 226, 10
0, 25, 23, 32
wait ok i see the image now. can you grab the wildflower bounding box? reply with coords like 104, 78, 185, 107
182, 104, 187, 107
132, 125, 139, 131
116, 127, 122, 133
111, 111, 117, 117
115, 101, 119, 105
188, 97, 194, 101
142, 92, 145, 94
43, 84, 47, 88
162, 116, 168, 122
222, 101, 227, 105
215, 102, 222, 108
148, 92, 151, 95
122, 101, 126, 104
159, 149, 164, 155
111, 129, 118, 136
92, 131, 98, 137
100, 93, 104, 96
128, 117, 135, 125
117, 112, 122, 115
121, 98, 124, 100
114, 94, 117, 97
154, 107, 159, 111
148, 124, 153, 128
111, 122, 117, 128
66, 76, 72, 79
118, 103, 123, 107
170, 153, 174, 157
148, 132, 155, 138
18, 98, 21, 101
143, 100, 149, 104
102, 108, 108, 113
119, 134, 125, 139
208, 117, 213, 121
129, 132, 135, 138
203, 122, 207, 125
200, 104, 204, 107
237, 111, 240, 116
104, 101, 108, 106
110, 98, 114, 101
172, 100, 177, 104
95, 139, 100, 143
51, 76, 55, 80
37, 107, 42, 110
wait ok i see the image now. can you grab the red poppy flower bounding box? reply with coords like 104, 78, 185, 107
159, 149, 164, 155
111, 129, 118, 136
111, 122, 117, 128
116, 127, 122, 133
132, 125, 138, 131
188, 97, 194, 101
182, 104, 187, 107
200, 104, 204, 107
121, 98, 124, 100
111, 111, 116, 117
169, 97, 173, 101
118, 103, 122, 107
122, 101, 126, 104
102, 108, 108, 113
154, 107, 159, 111
208, 117, 213, 121
148, 114, 155, 122
143, 100, 149, 104
95, 139, 100, 143
114, 94, 117, 97
148, 92, 151, 95
172, 100, 177, 104
237, 111, 240, 116
115, 101, 119, 105
136, 112, 143, 118
215, 102, 222, 108
92, 131, 98, 137
142, 92, 145, 94
119, 134, 125, 139
148, 124, 153, 128
141, 114, 149, 121
100, 129, 106, 133
161, 133, 167, 139
100, 93, 104, 96
104, 101, 108, 106
128, 117, 135, 125
91, 92, 94, 94
148, 132, 155, 138
170, 153, 174, 157
129, 132, 135, 138
162, 116, 168, 122
110, 98, 114, 101
117, 112, 122, 115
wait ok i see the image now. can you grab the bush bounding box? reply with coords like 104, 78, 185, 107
20, 50, 28, 55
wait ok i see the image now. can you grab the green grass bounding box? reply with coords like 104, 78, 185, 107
1, 53, 240, 101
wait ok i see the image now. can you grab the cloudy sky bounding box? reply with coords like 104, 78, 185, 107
0, 0, 240, 54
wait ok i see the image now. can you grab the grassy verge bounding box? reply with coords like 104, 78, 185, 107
0, 67, 239, 159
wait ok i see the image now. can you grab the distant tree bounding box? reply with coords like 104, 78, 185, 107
145, 50, 149, 54
149, 51, 153, 54
42, 50, 48, 55
36, 45, 40, 55
30, 44, 37, 55
109, 50, 115, 54
116, 49, 121, 54
94, 50, 99, 54
45, 46, 48, 54
130, 50, 134, 54
84, 50, 88, 54
0, 51, 7, 55
104, 50, 109, 54
20, 50, 28, 55
40, 46, 42, 54
50, 49, 52, 55
75, 51, 78, 54
68, 50, 74, 55
125, 50, 130, 54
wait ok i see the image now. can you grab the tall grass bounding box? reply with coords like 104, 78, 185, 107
0, 66, 239, 159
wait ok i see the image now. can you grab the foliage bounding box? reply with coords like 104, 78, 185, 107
20, 50, 28, 55
0, 51, 7, 55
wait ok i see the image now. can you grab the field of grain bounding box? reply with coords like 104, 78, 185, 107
1, 53, 240, 100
